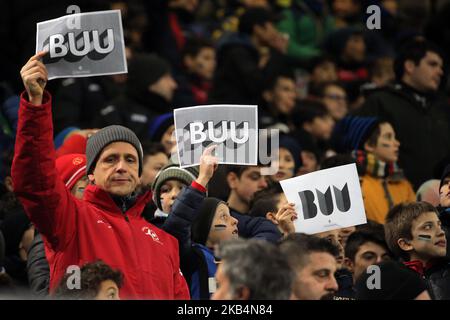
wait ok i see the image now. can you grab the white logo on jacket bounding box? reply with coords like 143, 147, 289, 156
97, 219, 112, 229
142, 226, 163, 245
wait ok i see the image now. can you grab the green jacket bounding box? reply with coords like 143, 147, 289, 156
277, 8, 335, 60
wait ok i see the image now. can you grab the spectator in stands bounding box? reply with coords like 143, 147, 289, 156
54, 260, 123, 300
96, 54, 178, 141
356, 39, 450, 189
210, 7, 288, 104
14, 53, 189, 299
212, 238, 294, 300
332, 116, 415, 224
384, 202, 450, 299
280, 233, 339, 300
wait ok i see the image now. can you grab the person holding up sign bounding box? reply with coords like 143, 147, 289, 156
12, 52, 190, 299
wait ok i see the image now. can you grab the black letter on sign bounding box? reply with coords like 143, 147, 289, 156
333, 183, 351, 212
316, 187, 334, 216
298, 190, 317, 220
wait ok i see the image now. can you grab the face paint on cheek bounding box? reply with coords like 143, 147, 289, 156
213, 224, 227, 231
417, 234, 432, 242
380, 143, 391, 148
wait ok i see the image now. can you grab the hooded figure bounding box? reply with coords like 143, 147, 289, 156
95, 54, 177, 141
355, 261, 430, 300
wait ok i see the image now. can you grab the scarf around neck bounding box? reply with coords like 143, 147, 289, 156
353, 150, 404, 181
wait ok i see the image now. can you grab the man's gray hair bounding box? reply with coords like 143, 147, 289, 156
216, 238, 294, 300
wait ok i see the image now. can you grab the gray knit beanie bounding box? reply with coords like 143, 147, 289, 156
86, 125, 144, 176
151, 163, 200, 211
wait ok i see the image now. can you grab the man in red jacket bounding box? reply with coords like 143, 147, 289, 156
12, 52, 190, 299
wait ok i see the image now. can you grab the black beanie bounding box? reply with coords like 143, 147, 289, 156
192, 198, 225, 246
86, 125, 143, 176
440, 164, 450, 189
127, 53, 171, 91
355, 261, 428, 300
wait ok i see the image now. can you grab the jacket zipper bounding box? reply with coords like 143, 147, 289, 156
121, 200, 130, 222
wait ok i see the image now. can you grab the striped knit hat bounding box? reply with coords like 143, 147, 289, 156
86, 125, 143, 176
151, 163, 200, 211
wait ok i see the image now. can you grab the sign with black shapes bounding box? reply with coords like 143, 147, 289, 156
280, 164, 367, 234
174, 105, 258, 168
36, 10, 127, 80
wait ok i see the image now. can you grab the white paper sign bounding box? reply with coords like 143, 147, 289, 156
174, 105, 258, 168
36, 10, 127, 80
280, 164, 366, 234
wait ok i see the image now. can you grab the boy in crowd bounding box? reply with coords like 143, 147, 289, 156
186, 197, 239, 299
384, 201, 450, 299
176, 37, 216, 106
226, 164, 282, 243
249, 183, 297, 236
344, 229, 392, 297
313, 81, 348, 122
332, 116, 415, 224
226, 164, 269, 215
258, 69, 297, 132
291, 99, 335, 163
140, 142, 169, 190
150, 162, 202, 227
54, 260, 123, 300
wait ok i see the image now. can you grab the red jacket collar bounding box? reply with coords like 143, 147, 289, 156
83, 184, 152, 218
404, 260, 436, 276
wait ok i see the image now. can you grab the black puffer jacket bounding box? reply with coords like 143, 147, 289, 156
406, 259, 450, 300
26, 233, 49, 297
425, 262, 450, 300
355, 83, 450, 189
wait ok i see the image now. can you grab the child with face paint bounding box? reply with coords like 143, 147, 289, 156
332, 116, 415, 224
175, 197, 239, 300
384, 202, 450, 300
161, 146, 282, 299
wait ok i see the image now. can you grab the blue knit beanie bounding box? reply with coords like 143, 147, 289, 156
332, 116, 380, 153
148, 113, 174, 142
279, 134, 303, 173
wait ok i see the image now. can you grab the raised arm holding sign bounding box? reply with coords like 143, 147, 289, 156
36, 10, 127, 79
20, 51, 48, 105
13, 54, 189, 299
280, 164, 367, 234
174, 104, 258, 168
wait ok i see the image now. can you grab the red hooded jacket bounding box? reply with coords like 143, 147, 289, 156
12, 91, 190, 299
